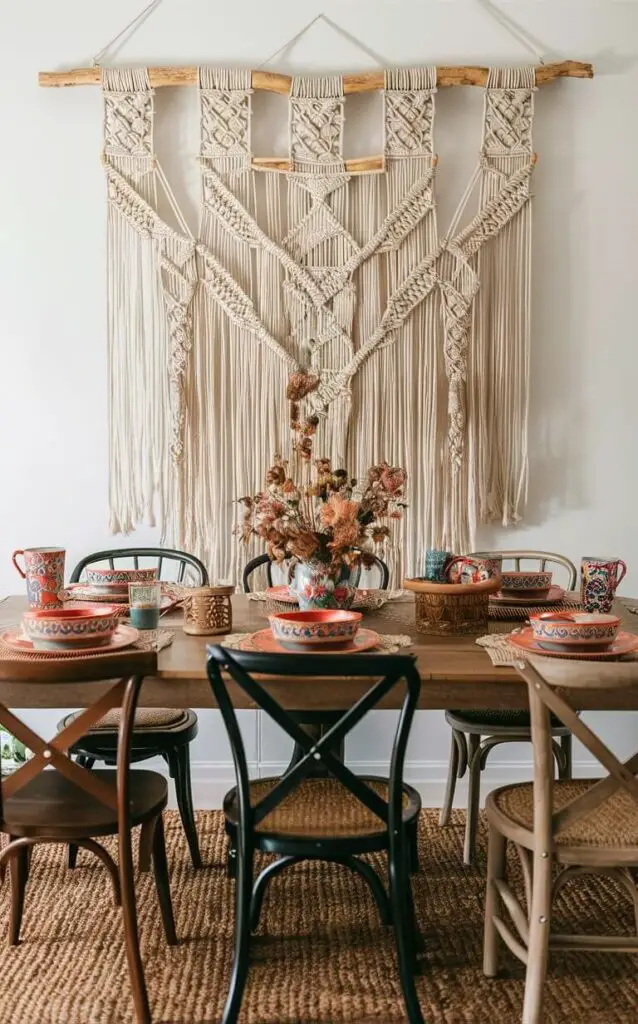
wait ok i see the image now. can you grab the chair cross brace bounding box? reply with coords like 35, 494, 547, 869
216, 656, 406, 827
522, 665, 638, 835
0, 678, 128, 811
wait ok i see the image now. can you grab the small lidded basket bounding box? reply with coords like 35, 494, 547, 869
182, 586, 234, 636
403, 576, 501, 636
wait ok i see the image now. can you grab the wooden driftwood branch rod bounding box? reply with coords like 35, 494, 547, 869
38, 60, 593, 91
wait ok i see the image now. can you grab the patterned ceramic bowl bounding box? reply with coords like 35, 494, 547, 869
22, 606, 122, 650
530, 611, 620, 649
500, 571, 553, 595
269, 609, 362, 648
84, 567, 158, 587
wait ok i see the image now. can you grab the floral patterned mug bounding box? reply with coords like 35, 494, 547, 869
446, 555, 502, 585
580, 557, 627, 614
12, 547, 66, 609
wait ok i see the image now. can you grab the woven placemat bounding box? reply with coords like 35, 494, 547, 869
221, 632, 413, 653
0, 627, 175, 662
488, 598, 583, 621
248, 589, 412, 615
476, 630, 638, 667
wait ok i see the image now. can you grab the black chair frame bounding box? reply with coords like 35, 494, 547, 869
242, 552, 390, 593
66, 546, 207, 869
70, 546, 209, 585
207, 646, 425, 1024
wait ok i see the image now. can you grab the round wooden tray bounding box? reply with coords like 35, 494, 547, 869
403, 576, 501, 596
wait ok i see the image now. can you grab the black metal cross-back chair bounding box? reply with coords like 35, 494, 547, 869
440, 550, 578, 866
242, 552, 391, 593
207, 646, 425, 1024
60, 547, 209, 870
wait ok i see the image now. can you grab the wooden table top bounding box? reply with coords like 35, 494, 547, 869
1, 594, 637, 711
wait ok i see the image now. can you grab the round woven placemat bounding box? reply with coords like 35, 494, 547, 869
0, 810, 636, 1023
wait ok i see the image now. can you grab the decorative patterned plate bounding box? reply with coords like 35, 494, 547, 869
509, 628, 638, 660
65, 591, 177, 615
242, 627, 381, 655
490, 585, 567, 606
266, 586, 387, 610
0, 624, 139, 657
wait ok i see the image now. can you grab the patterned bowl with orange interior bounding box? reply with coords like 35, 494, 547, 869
22, 605, 123, 650
499, 570, 553, 596
268, 609, 363, 647
530, 610, 620, 649
84, 567, 158, 588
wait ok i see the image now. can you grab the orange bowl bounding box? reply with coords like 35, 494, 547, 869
268, 609, 362, 647
22, 605, 122, 650
530, 611, 620, 649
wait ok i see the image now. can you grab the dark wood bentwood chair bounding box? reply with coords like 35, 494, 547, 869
207, 647, 425, 1024
0, 649, 176, 1024
60, 547, 208, 870
440, 551, 578, 865
484, 657, 638, 1024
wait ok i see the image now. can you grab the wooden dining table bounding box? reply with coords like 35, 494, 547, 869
1, 593, 638, 712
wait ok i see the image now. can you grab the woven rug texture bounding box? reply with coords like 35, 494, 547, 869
0, 810, 636, 1024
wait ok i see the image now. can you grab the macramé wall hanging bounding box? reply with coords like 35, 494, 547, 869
40, 50, 593, 585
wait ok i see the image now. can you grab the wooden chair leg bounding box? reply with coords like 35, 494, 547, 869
221, 841, 254, 1024
167, 746, 203, 869
138, 817, 156, 874
483, 823, 507, 976
119, 814, 151, 1024
9, 846, 29, 946
560, 733, 573, 779
523, 852, 553, 1024
151, 814, 178, 946
439, 729, 461, 826
388, 829, 424, 1023
464, 734, 481, 866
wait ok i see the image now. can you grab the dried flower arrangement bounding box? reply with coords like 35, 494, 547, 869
238, 456, 407, 576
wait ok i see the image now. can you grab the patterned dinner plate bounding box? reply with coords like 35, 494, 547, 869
490, 585, 567, 606
242, 627, 381, 655
0, 624, 139, 657
509, 628, 638, 660
65, 590, 177, 615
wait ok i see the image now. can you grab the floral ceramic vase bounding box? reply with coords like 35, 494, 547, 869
288, 559, 361, 610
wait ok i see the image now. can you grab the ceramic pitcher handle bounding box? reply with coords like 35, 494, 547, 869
616, 560, 628, 587
11, 549, 26, 579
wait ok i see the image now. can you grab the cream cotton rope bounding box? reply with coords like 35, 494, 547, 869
101, 65, 535, 584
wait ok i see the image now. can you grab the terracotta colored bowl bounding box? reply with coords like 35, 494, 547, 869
269, 609, 362, 647
84, 567, 158, 587
22, 606, 122, 650
530, 611, 620, 649
500, 570, 553, 596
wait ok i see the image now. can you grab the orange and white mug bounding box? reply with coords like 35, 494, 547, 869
12, 547, 66, 609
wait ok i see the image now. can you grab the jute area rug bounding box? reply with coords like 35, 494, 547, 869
0, 810, 636, 1024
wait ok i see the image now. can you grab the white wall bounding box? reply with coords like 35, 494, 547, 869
1, 0, 637, 808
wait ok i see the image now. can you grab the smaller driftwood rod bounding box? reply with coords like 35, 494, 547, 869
38, 61, 593, 90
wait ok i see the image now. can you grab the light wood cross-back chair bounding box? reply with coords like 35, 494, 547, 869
61, 546, 208, 869
484, 657, 638, 1024
0, 648, 176, 1024
440, 550, 578, 864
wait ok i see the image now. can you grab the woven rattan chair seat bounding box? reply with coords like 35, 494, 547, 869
447, 709, 565, 730
61, 708, 190, 732
224, 777, 416, 839
489, 779, 638, 849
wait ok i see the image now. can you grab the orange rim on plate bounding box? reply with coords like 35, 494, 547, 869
0, 624, 140, 657
490, 585, 567, 606
242, 627, 381, 655
509, 628, 638, 661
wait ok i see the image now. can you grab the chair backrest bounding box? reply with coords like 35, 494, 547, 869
242, 554, 390, 593
207, 648, 421, 839
468, 550, 577, 590
70, 547, 209, 586
0, 649, 156, 830
515, 657, 638, 855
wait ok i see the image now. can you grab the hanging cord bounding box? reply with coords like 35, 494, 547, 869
258, 11, 387, 68
475, 0, 546, 64
91, 0, 164, 67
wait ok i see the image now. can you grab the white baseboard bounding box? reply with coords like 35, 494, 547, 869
169, 758, 602, 811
